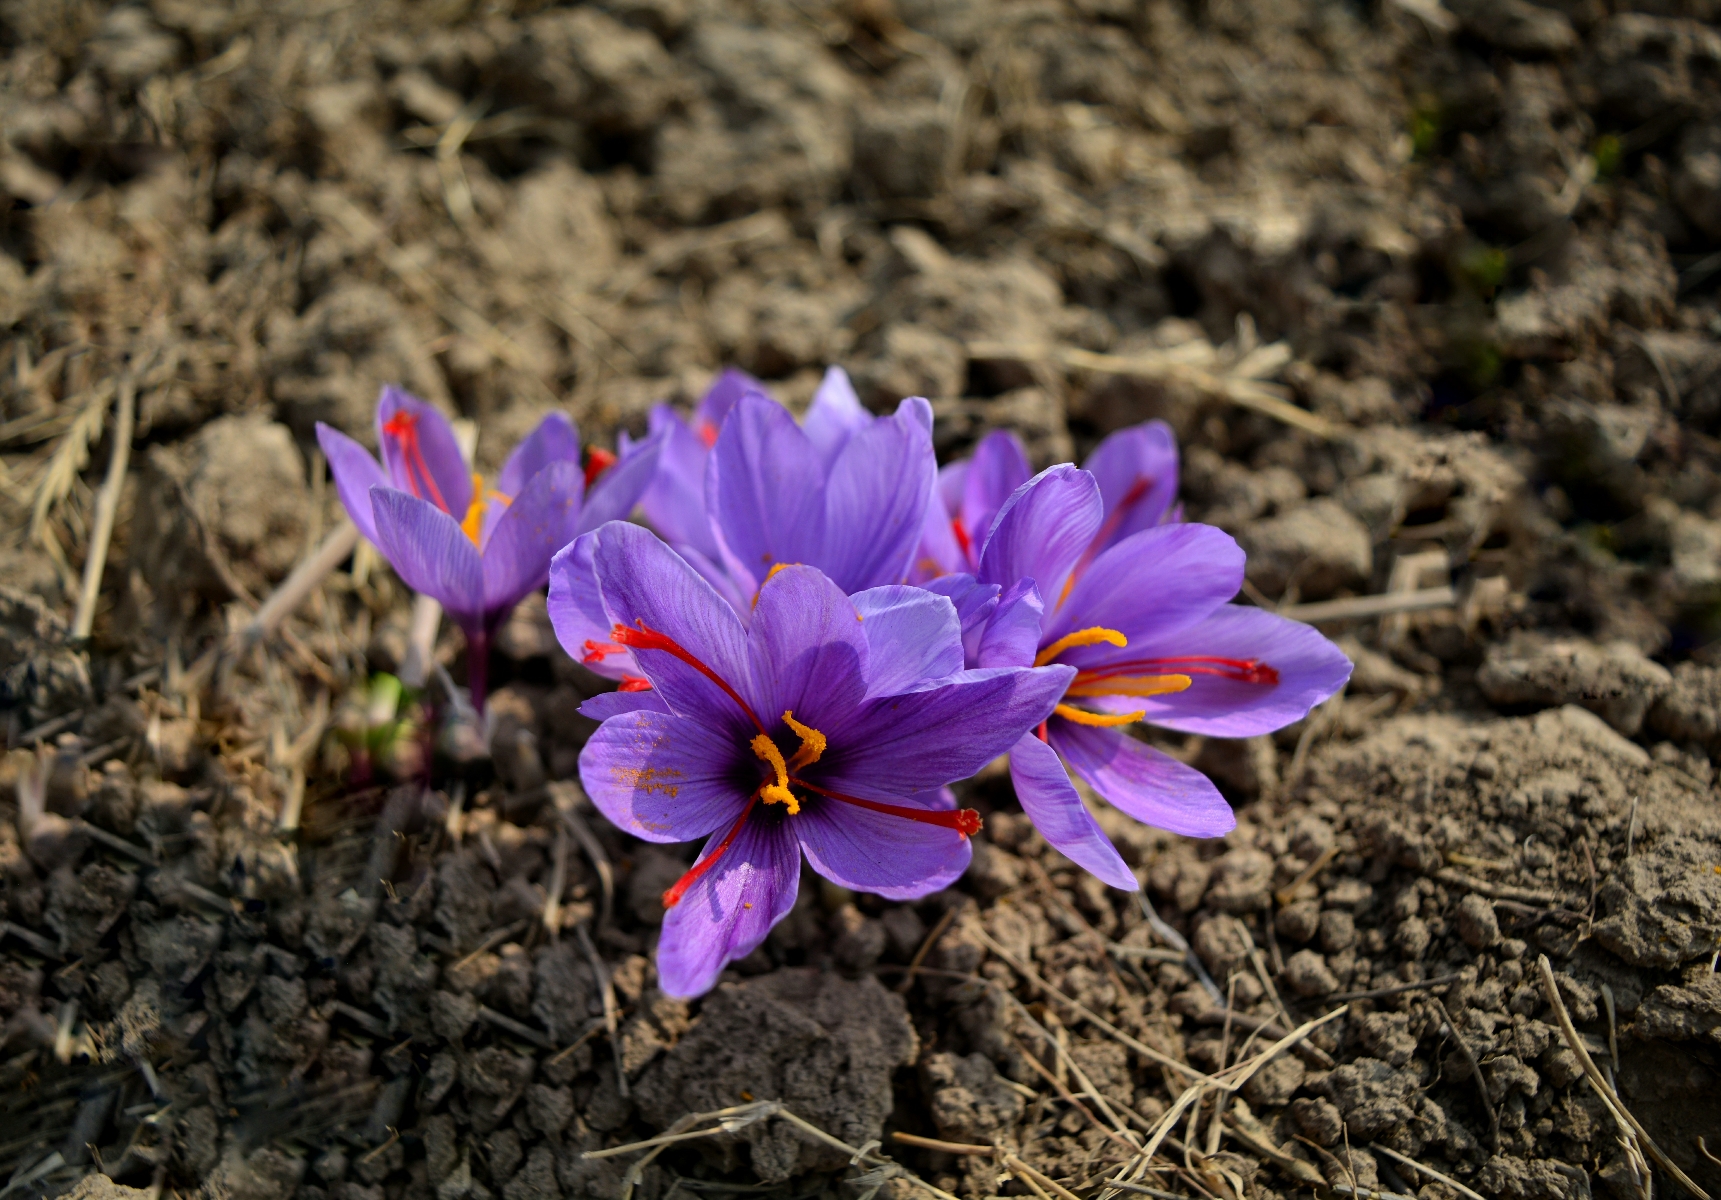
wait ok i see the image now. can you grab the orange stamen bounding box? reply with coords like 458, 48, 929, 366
1054, 704, 1145, 727
790, 777, 981, 837
662, 794, 757, 908
584, 446, 617, 491
1035, 626, 1127, 666
610, 619, 766, 734
1064, 673, 1191, 699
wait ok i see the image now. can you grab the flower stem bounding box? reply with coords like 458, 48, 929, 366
467, 630, 489, 714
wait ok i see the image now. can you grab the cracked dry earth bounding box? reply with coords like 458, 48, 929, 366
4, 0, 1721, 1197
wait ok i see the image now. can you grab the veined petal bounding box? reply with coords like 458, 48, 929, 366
657, 814, 800, 998
1053, 720, 1235, 838
1084, 421, 1180, 552
638, 410, 721, 562
796, 795, 971, 900
960, 429, 1033, 551
577, 707, 750, 843
497, 411, 581, 498
924, 574, 1000, 667
910, 492, 965, 582
823, 664, 1072, 795
820, 397, 937, 591
938, 460, 969, 520
977, 579, 1044, 669
746, 565, 869, 730
1009, 732, 1136, 890
580, 689, 670, 721
316, 423, 387, 544
1116, 604, 1353, 736
851, 585, 965, 699
1046, 522, 1244, 658
802, 365, 870, 469
707, 391, 826, 589
977, 465, 1102, 617
577, 427, 662, 534
548, 533, 639, 681
375, 386, 473, 518
588, 521, 755, 730
696, 367, 764, 436
481, 461, 584, 629
370, 486, 485, 629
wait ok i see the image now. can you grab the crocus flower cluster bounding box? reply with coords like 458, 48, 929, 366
322, 370, 1350, 999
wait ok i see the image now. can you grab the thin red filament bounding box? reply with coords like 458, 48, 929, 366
790, 777, 981, 836
662, 794, 757, 908
381, 410, 452, 514
582, 639, 625, 663
951, 517, 975, 566
1076, 655, 1280, 686
1036, 720, 1049, 743
618, 676, 653, 692
610, 619, 766, 733
584, 446, 617, 491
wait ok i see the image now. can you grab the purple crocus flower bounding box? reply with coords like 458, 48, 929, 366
316, 386, 659, 710
563, 520, 1072, 997
957, 465, 1351, 889
914, 420, 1182, 581
551, 366, 936, 682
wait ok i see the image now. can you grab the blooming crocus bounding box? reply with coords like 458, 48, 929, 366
914, 420, 1182, 581
563, 520, 1072, 997
958, 465, 1351, 889
551, 366, 937, 683
316, 386, 659, 710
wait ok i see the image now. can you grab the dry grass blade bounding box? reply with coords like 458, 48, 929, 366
575, 922, 628, 1100
241, 521, 361, 648
71, 372, 136, 639
1368, 1144, 1488, 1200
1430, 995, 1498, 1150
558, 800, 615, 931
895, 902, 962, 993
29, 379, 114, 546
1279, 586, 1458, 623
1536, 955, 1708, 1199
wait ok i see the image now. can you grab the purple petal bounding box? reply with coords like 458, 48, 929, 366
579, 689, 670, 721
1053, 721, 1235, 838
796, 795, 971, 900
707, 392, 825, 594
638, 409, 722, 563
746, 565, 869, 730
588, 521, 755, 731
548, 533, 639, 681
924, 574, 1000, 667
497, 411, 581, 498
960, 430, 1033, 551
850, 585, 965, 699
369, 485, 484, 628
977, 579, 1045, 669
910, 497, 965, 583
1046, 523, 1244, 659
1113, 605, 1353, 737
578, 707, 750, 843
374, 386, 473, 520
820, 397, 937, 591
696, 367, 766, 436
802, 366, 870, 469
1009, 731, 1136, 890
823, 665, 1073, 796
1084, 421, 1180, 552
577, 427, 662, 534
316, 423, 387, 544
977, 465, 1102, 618
481, 461, 584, 629
657, 813, 800, 998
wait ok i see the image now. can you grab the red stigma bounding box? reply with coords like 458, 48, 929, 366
698, 422, 719, 449
610, 619, 766, 734
790, 777, 981, 837
951, 517, 975, 565
618, 676, 653, 692
584, 446, 617, 491
582, 639, 625, 663
662, 796, 757, 909
1076, 655, 1281, 687
1036, 720, 1049, 743
380, 408, 452, 513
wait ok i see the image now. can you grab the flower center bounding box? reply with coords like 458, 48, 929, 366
607, 618, 985, 909
458, 473, 513, 547
1035, 624, 1283, 729
381, 409, 453, 514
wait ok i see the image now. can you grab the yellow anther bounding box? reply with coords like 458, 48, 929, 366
750, 732, 800, 814
1035, 626, 1128, 666
458, 474, 513, 547
751, 562, 799, 608
782, 710, 827, 772
1054, 704, 1145, 727
1064, 673, 1192, 699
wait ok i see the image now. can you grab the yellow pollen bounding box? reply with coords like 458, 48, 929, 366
751, 732, 799, 814
458, 473, 513, 546
1054, 704, 1145, 727
751, 562, 799, 608
1035, 626, 1128, 666
782, 710, 827, 772
1064, 673, 1192, 699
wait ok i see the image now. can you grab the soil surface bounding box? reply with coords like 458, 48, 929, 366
3, 0, 1721, 1198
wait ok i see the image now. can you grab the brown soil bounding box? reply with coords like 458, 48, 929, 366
3, 0, 1721, 1198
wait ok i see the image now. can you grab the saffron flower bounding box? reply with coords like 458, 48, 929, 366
316, 386, 659, 710
551, 366, 936, 683
915, 420, 1181, 580
961, 465, 1351, 889
565, 521, 1072, 997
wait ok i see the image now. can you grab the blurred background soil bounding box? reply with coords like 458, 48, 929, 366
2, 0, 1721, 1197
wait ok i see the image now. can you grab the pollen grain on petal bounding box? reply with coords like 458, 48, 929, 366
1035, 626, 1128, 666
1053, 703, 1145, 727
611, 765, 682, 797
